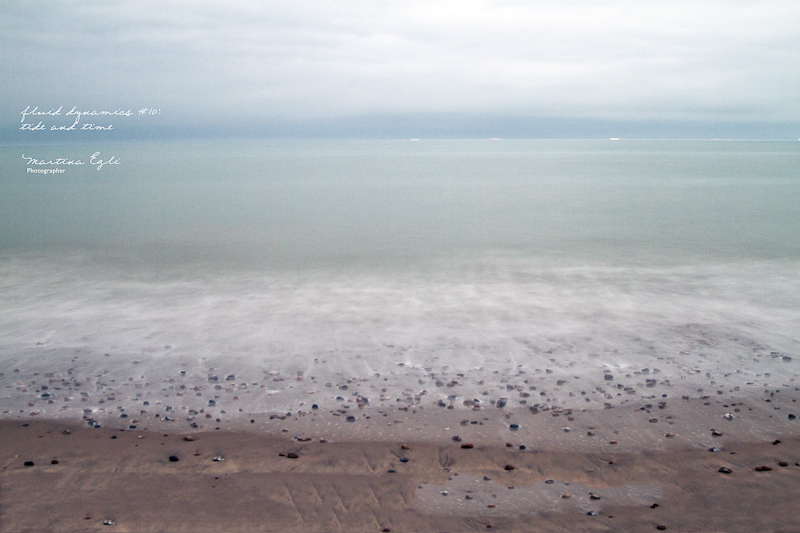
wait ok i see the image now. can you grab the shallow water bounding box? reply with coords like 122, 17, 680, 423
2, 140, 799, 422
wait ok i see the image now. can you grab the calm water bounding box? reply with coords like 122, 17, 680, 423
1, 140, 799, 417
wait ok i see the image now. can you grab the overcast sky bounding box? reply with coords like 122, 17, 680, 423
3, 0, 799, 139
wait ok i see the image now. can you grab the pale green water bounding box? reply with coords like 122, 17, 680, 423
4, 139, 799, 269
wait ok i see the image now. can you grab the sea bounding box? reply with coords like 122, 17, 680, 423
2, 139, 799, 423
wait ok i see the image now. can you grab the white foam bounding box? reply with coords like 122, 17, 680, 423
1, 252, 798, 425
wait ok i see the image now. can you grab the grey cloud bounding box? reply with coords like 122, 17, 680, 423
3, 0, 799, 138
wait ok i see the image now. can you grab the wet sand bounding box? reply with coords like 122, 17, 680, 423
3, 394, 800, 533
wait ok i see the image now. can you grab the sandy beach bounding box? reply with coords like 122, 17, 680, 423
3, 391, 800, 533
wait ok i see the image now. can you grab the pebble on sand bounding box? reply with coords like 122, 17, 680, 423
168, 455, 179, 462
718, 467, 733, 474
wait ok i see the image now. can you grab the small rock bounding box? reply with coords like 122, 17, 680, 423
709, 447, 721, 452
657, 526, 667, 531
545, 479, 555, 484
103, 519, 115, 526
23, 461, 34, 467
723, 413, 733, 420
461, 443, 474, 449
286, 452, 299, 459
587, 510, 598, 516
509, 424, 519, 431
772, 439, 781, 445
755, 465, 772, 471
504, 464, 515, 471
779, 461, 788, 467
213, 456, 224, 462
168, 456, 179, 462
718, 467, 733, 474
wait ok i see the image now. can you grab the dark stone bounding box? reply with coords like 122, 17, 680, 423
51, 460, 59, 464
400, 457, 409, 462
718, 467, 733, 474
346, 416, 356, 422
24, 461, 34, 467
168, 455, 179, 462
286, 452, 299, 459
789, 414, 796, 420
755, 465, 772, 471
461, 443, 474, 449
545, 479, 555, 484
603, 374, 613, 381
779, 461, 789, 467
657, 526, 667, 531
504, 464, 515, 471
509, 424, 520, 431
773, 439, 781, 445
651, 503, 659, 508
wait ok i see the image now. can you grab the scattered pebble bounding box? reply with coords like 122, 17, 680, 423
23, 461, 34, 467
286, 452, 299, 459
718, 467, 733, 474
504, 464, 515, 471
168, 455, 179, 462
755, 465, 772, 471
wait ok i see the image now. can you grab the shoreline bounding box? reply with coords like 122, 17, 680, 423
4, 393, 800, 532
